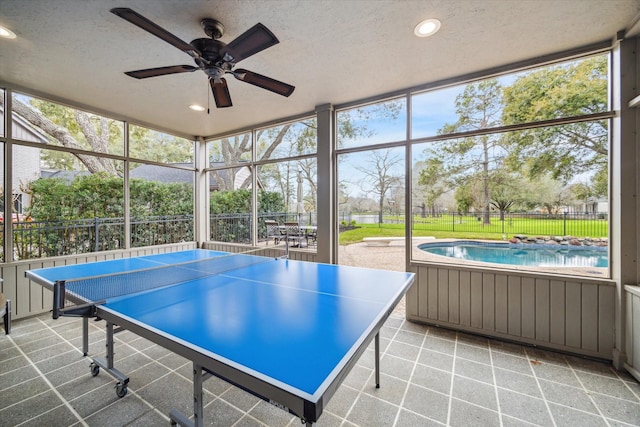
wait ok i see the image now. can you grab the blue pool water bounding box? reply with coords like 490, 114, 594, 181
418, 241, 608, 268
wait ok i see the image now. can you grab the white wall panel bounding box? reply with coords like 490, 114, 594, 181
408, 263, 616, 359
624, 285, 640, 381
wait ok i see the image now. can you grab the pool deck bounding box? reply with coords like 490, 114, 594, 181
339, 238, 608, 282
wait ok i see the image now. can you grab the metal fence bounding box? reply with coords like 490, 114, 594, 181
209, 212, 317, 243
410, 211, 608, 238
7, 215, 193, 260
0, 210, 607, 261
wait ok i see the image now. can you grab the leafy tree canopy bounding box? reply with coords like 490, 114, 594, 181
210, 189, 284, 215
3, 94, 193, 176
25, 175, 193, 222
502, 55, 608, 182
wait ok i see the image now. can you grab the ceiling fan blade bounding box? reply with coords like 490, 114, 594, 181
125, 65, 198, 79
210, 78, 233, 108
110, 8, 197, 56
220, 23, 279, 63
234, 69, 295, 97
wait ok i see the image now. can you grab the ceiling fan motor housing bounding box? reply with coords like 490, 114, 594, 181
201, 18, 224, 39
190, 38, 232, 76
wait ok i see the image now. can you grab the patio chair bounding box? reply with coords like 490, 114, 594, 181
265, 220, 283, 245
283, 222, 308, 247
307, 227, 317, 246
0, 292, 11, 334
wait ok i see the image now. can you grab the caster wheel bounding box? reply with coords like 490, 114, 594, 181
115, 382, 128, 398
90, 363, 100, 377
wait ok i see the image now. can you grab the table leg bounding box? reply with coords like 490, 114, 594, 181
4, 299, 11, 334
193, 363, 204, 427
169, 362, 207, 427
90, 321, 129, 397
106, 322, 115, 369
82, 317, 89, 356
375, 332, 380, 388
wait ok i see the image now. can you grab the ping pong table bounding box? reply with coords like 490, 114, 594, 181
26, 249, 415, 426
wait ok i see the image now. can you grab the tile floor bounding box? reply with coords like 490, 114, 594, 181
1, 310, 639, 427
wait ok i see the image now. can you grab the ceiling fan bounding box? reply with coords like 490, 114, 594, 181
110, 7, 295, 108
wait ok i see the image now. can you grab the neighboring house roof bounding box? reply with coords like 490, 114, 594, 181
40, 162, 260, 191
130, 162, 260, 190
130, 163, 193, 185
40, 169, 89, 182
0, 107, 50, 144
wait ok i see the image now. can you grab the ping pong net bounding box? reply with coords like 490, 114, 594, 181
52, 252, 274, 319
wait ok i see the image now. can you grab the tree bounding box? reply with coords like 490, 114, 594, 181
521, 175, 571, 214
488, 169, 527, 220
354, 149, 403, 224
130, 180, 193, 217
210, 101, 403, 216
416, 158, 448, 216
25, 174, 196, 222
502, 56, 608, 182
3, 94, 193, 175
429, 79, 506, 225
210, 123, 306, 207
454, 184, 475, 213
4, 95, 120, 175
569, 178, 606, 214
592, 166, 608, 199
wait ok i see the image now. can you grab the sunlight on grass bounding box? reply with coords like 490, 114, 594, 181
338, 216, 608, 246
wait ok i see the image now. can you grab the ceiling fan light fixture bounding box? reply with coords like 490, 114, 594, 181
189, 104, 206, 111
0, 25, 17, 39
414, 18, 441, 37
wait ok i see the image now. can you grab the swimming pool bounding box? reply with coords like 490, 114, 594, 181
418, 241, 608, 267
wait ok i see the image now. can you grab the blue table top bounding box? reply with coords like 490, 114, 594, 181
27, 249, 228, 284
28, 249, 415, 402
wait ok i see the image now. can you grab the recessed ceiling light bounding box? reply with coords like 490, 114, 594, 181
0, 25, 16, 39
189, 104, 206, 111
414, 18, 441, 37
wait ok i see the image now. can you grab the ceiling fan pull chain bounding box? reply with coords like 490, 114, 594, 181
207, 79, 211, 114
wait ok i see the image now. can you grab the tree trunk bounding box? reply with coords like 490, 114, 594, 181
5, 96, 119, 175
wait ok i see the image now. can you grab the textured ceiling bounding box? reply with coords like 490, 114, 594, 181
1, 0, 639, 138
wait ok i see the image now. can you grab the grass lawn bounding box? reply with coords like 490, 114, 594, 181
339, 216, 609, 245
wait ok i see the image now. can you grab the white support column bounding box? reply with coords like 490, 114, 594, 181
3, 90, 12, 261
610, 35, 639, 369
123, 122, 130, 249
194, 136, 209, 246
316, 104, 335, 264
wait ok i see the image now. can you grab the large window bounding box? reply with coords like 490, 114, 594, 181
129, 125, 194, 164
130, 162, 194, 248
333, 54, 610, 277
129, 126, 195, 248
335, 98, 408, 263
257, 161, 316, 224
255, 119, 317, 248
409, 54, 610, 277
337, 147, 405, 228
206, 117, 317, 248
11, 93, 125, 156
208, 133, 254, 243
2, 91, 196, 260
337, 98, 407, 149
12, 146, 125, 260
